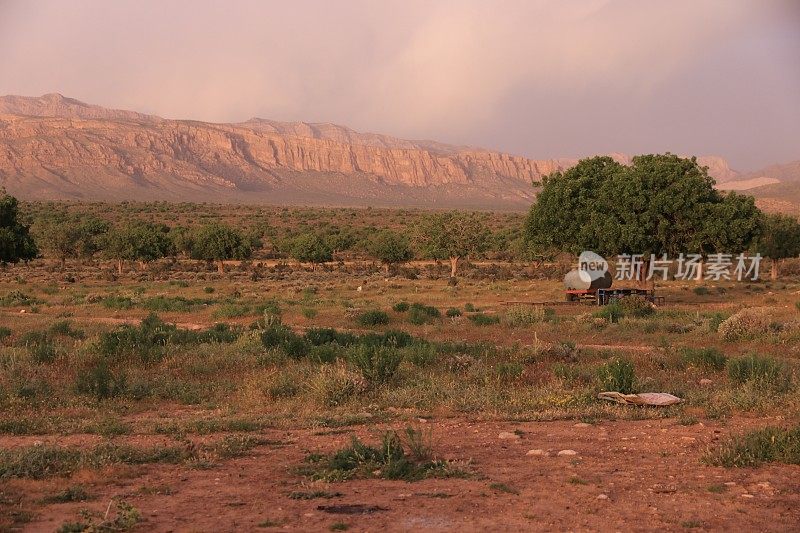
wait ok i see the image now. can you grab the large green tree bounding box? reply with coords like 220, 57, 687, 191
104, 221, 173, 274
32, 212, 109, 268
366, 229, 413, 272
290, 232, 333, 268
189, 223, 252, 273
415, 211, 490, 277
525, 154, 762, 281
755, 213, 800, 280
0, 191, 37, 264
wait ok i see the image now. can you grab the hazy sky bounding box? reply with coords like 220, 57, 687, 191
1, 0, 798, 170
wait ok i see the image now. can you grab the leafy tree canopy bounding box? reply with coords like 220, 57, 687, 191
189, 223, 252, 263
366, 229, 413, 265
290, 232, 333, 265
104, 221, 173, 263
32, 212, 109, 263
525, 154, 762, 258
415, 211, 490, 276
755, 213, 800, 260
0, 191, 37, 263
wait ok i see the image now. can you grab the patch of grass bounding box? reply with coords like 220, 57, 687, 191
0, 290, 41, 307
693, 287, 710, 296
288, 490, 343, 500
504, 305, 551, 327
468, 313, 500, 326
489, 482, 519, 494
707, 484, 727, 494
704, 425, 800, 467
298, 428, 468, 482
330, 523, 349, 531
213, 303, 252, 318
681, 347, 727, 371
445, 307, 461, 318
102, 295, 134, 310
48, 320, 86, 340
142, 296, 198, 312
596, 358, 636, 394
0, 443, 190, 479
301, 308, 318, 319
41, 485, 93, 504
727, 354, 791, 392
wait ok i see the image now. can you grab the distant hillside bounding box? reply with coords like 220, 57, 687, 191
0, 93, 797, 210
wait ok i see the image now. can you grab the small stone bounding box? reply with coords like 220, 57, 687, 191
557, 449, 578, 456
596, 494, 608, 500
526, 449, 547, 456
19, 309, 26, 314
741, 494, 754, 499
498, 431, 520, 440
573, 422, 591, 428
724, 482, 736, 486
699, 378, 713, 386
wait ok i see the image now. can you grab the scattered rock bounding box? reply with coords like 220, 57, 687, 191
573, 422, 591, 428
699, 378, 713, 386
526, 449, 548, 456
557, 449, 578, 456
741, 494, 754, 499
596, 494, 608, 500
498, 431, 520, 440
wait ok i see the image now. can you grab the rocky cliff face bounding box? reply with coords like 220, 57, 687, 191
0, 94, 793, 209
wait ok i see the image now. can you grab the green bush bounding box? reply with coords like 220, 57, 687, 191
392, 302, 410, 313
101, 295, 134, 310
309, 344, 339, 364
48, 320, 85, 340
282, 336, 311, 359
681, 347, 727, 371
308, 364, 361, 407
347, 345, 403, 385
594, 301, 624, 323
464, 303, 476, 312
597, 358, 636, 394
75, 360, 127, 399
356, 310, 390, 327
445, 307, 461, 318
727, 354, 791, 392
468, 313, 500, 326
305, 327, 356, 347
0, 326, 10, 341
693, 286, 710, 296
405, 343, 438, 367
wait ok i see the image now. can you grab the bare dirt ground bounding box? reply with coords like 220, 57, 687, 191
4, 417, 798, 532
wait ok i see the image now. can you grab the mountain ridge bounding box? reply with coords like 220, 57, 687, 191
0, 94, 796, 210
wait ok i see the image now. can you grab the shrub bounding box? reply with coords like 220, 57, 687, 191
301, 308, 317, 319
360, 330, 414, 348
468, 313, 500, 326
298, 429, 462, 482
213, 303, 252, 319
0, 326, 10, 341
48, 320, 85, 340
708, 312, 727, 332
392, 302, 410, 313
305, 327, 357, 347
681, 347, 727, 371
594, 301, 624, 323
102, 295, 134, 310
19, 331, 57, 364
597, 358, 636, 394
504, 305, 550, 327
704, 425, 800, 467
445, 307, 461, 318
727, 354, 791, 392
0, 291, 40, 307
282, 336, 311, 359
464, 303, 476, 312
410, 303, 440, 318
309, 344, 339, 364
405, 343, 438, 367
75, 360, 127, 399
619, 296, 655, 318
308, 363, 362, 407
718, 308, 772, 341
347, 344, 403, 385
356, 310, 390, 327
693, 286, 710, 296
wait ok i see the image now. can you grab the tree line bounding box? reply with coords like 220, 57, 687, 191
2, 154, 800, 279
